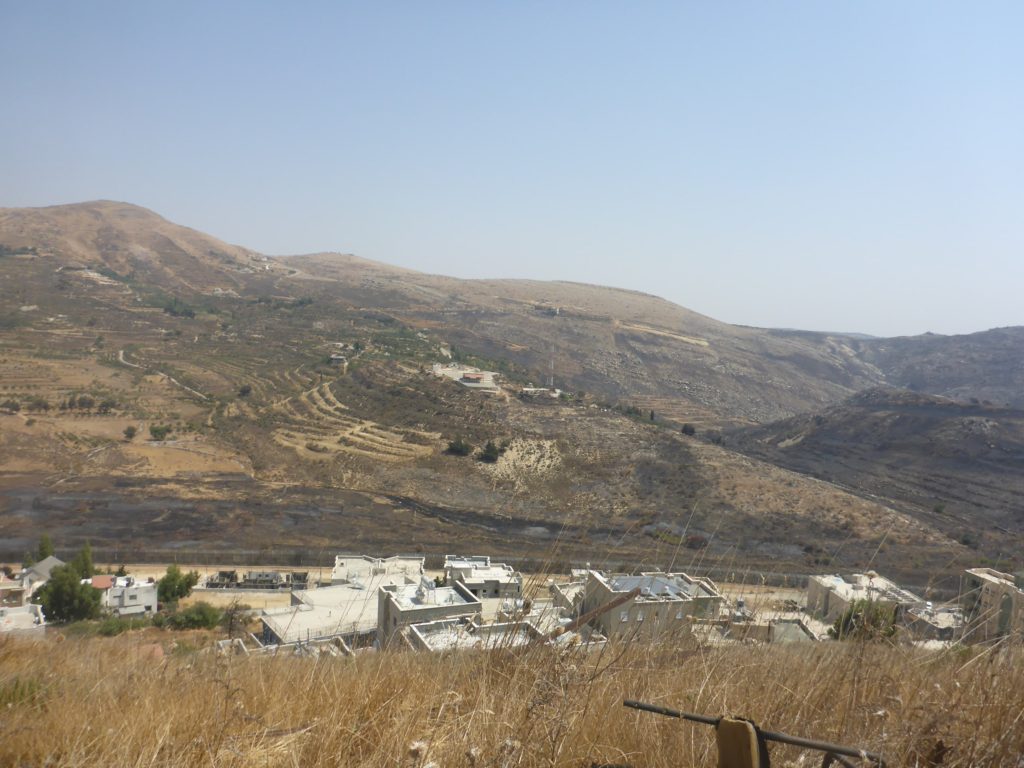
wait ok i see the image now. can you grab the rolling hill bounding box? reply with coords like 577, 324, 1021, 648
0, 200, 1020, 584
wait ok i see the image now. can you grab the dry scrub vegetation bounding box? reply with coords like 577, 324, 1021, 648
1, 635, 1021, 767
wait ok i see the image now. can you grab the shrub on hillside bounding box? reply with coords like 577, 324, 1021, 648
166, 601, 222, 630
479, 440, 501, 463
446, 438, 472, 456
149, 424, 172, 440
828, 599, 899, 641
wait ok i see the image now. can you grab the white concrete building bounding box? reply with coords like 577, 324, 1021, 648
330, 555, 424, 586
444, 555, 523, 599
580, 571, 723, 642
93, 575, 158, 617
960, 568, 1024, 642
807, 572, 922, 624
0, 603, 46, 636
377, 577, 481, 648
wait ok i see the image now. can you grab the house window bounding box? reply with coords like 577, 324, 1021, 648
129, 594, 138, 600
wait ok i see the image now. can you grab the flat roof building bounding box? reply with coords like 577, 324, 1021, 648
444, 555, 523, 599
807, 572, 922, 624
97, 576, 158, 617
378, 577, 481, 648
261, 604, 366, 647
278, 574, 416, 647
580, 571, 723, 643
331, 555, 424, 586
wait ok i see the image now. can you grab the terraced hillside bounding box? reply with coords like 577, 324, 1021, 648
1, 201, 1021, 582
270, 380, 438, 461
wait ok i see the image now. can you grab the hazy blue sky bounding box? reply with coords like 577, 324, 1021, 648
2, 3, 1022, 337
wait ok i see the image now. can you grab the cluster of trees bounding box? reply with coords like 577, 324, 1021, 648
57, 394, 118, 413
29, 536, 204, 626
163, 298, 196, 318
32, 542, 101, 623
1, 397, 54, 413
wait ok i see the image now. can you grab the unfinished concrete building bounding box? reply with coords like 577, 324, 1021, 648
807, 572, 922, 624
407, 617, 542, 652
960, 568, 1024, 642
377, 577, 481, 648
579, 571, 723, 642
443, 555, 523, 599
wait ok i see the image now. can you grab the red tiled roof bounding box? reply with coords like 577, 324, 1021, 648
91, 575, 114, 590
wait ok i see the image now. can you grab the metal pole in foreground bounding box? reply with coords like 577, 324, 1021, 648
623, 700, 886, 766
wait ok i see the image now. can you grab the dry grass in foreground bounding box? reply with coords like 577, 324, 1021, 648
1, 635, 1021, 767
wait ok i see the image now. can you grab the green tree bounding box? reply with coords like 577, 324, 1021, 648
681, 423, 696, 436
1, 399, 19, 413
237, 384, 252, 397
123, 425, 137, 440
69, 541, 96, 578
149, 424, 172, 440
158, 564, 200, 604
36, 533, 54, 561
33, 564, 101, 623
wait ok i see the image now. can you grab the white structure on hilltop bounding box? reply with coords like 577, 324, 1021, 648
431, 363, 500, 392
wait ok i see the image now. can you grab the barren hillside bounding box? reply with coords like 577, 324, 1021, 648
0, 201, 1020, 582
728, 388, 1024, 559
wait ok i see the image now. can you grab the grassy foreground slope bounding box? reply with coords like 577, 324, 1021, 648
1, 635, 1021, 767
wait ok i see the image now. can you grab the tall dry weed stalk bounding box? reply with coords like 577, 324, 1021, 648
1, 632, 1022, 767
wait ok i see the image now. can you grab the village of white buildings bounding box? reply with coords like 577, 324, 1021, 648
2, 548, 1022, 654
